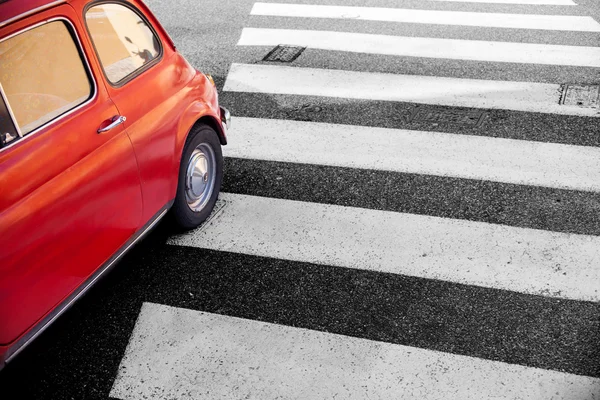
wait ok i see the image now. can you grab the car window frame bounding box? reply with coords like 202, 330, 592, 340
83, 0, 164, 89
0, 17, 98, 154
0, 82, 21, 142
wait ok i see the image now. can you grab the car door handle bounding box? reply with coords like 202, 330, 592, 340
97, 115, 126, 133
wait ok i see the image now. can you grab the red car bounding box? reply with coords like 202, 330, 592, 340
0, 0, 229, 369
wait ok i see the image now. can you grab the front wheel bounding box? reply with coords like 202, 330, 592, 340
171, 123, 223, 229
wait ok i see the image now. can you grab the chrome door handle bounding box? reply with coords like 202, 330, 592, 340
98, 115, 126, 133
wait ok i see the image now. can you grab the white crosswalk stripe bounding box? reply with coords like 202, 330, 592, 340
250, 2, 600, 31
430, 0, 577, 4
224, 63, 599, 116
239, 28, 600, 67
168, 193, 600, 302
112, 0, 600, 397
225, 117, 600, 192
110, 303, 600, 400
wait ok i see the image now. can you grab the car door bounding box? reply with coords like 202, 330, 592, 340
0, 6, 143, 352
83, 1, 193, 221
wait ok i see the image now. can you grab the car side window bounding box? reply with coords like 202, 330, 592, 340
0, 21, 93, 140
85, 3, 161, 84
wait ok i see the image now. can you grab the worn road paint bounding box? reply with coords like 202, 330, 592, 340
110, 303, 600, 400
168, 193, 600, 302
406, 107, 488, 126
224, 117, 600, 192
239, 28, 600, 68
223, 63, 599, 117
250, 3, 600, 32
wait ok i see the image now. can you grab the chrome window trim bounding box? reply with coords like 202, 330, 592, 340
0, 0, 66, 29
0, 81, 22, 138
0, 17, 98, 154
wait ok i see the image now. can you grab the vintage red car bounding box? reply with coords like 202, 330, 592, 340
0, 0, 229, 369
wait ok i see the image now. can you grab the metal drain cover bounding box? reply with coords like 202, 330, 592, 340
560, 84, 600, 108
263, 45, 306, 62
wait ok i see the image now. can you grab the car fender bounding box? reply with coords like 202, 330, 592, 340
172, 96, 226, 196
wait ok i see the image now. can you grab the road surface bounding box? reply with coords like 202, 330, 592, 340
1, 0, 599, 398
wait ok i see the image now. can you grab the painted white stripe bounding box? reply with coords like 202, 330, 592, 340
225, 117, 600, 192
168, 193, 600, 302
251, 3, 600, 32
110, 303, 600, 400
239, 28, 600, 67
431, 0, 576, 5
223, 63, 599, 117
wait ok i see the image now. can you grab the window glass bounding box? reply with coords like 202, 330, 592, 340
0, 21, 92, 135
86, 4, 160, 84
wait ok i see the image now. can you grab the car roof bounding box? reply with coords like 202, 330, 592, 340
0, 0, 69, 28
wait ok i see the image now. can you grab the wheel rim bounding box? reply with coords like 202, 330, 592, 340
185, 143, 216, 212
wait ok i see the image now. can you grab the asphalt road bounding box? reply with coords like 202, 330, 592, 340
1, 0, 600, 398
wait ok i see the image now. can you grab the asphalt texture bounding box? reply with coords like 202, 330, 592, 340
2, 239, 600, 398
1, 0, 599, 398
224, 158, 600, 235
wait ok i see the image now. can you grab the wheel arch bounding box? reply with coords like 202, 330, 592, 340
193, 115, 226, 146
172, 100, 226, 197
176, 101, 226, 153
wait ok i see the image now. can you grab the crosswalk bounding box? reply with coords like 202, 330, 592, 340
112, 0, 600, 398
224, 63, 599, 116
249, 2, 600, 31
111, 302, 599, 399
223, 118, 600, 191
238, 27, 600, 67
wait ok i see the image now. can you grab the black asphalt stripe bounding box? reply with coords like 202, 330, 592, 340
292, 48, 598, 86
222, 158, 600, 236
1, 237, 598, 399
218, 92, 600, 148
141, 247, 600, 378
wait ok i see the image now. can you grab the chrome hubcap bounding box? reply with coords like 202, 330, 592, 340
185, 144, 216, 212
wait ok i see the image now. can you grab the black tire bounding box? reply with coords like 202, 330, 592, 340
171, 123, 223, 230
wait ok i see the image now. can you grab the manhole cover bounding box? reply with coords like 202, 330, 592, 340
560, 84, 600, 107
263, 45, 306, 62
406, 107, 488, 127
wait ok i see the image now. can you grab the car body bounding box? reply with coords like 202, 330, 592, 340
0, 0, 229, 369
